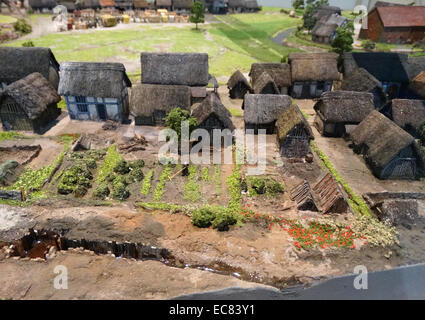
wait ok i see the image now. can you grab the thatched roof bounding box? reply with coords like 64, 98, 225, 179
191, 92, 235, 131
340, 68, 387, 107
58, 62, 131, 99
245, 0, 259, 9
58, 1, 76, 11
314, 5, 341, 20
289, 53, 339, 82
253, 72, 279, 94
409, 71, 425, 99
249, 63, 291, 88
227, 70, 251, 91
28, 0, 57, 9
405, 57, 425, 81
391, 99, 425, 137
141, 52, 209, 86
156, 0, 172, 6
312, 14, 347, 38
173, 0, 192, 8
0, 73, 61, 120
134, 0, 149, 8
228, 0, 244, 8
130, 84, 191, 117
342, 52, 410, 83
350, 110, 415, 171
314, 91, 375, 124
276, 103, 314, 143
79, 0, 100, 8
0, 47, 59, 86
243, 94, 292, 125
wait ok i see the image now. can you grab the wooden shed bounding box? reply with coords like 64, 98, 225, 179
243, 94, 292, 134
0, 73, 61, 133
350, 110, 417, 180
276, 103, 314, 159
227, 70, 252, 99
130, 83, 191, 126
249, 63, 291, 95
58, 62, 132, 123
289, 53, 339, 99
313, 91, 375, 137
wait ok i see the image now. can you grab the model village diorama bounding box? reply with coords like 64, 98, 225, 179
2, 0, 425, 299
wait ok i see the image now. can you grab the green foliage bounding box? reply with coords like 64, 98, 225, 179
226, 163, 242, 212
303, 0, 329, 30
310, 141, 371, 216
362, 39, 376, 51
0, 131, 22, 142
165, 107, 198, 141
129, 167, 144, 182
419, 122, 425, 146
190, 1, 205, 30
214, 165, 222, 195
141, 169, 154, 195
93, 184, 110, 200
192, 205, 237, 230
139, 202, 181, 213
281, 53, 289, 63
153, 165, 172, 201
293, 0, 305, 9
113, 159, 130, 175
112, 181, 130, 200
331, 22, 354, 55
13, 19, 32, 35
96, 145, 123, 183
129, 159, 145, 169
57, 99, 67, 110
22, 40, 34, 47
183, 165, 201, 202
246, 176, 285, 197
57, 165, 93, 197
201, 167, 211, 182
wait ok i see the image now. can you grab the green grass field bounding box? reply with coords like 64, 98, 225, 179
0, 14, 17, 24
2, 8, 302, 80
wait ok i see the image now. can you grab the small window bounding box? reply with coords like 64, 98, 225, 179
75, 96, 86, 103
77, 104, 88, 113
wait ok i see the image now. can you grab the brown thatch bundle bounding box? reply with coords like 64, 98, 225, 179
409, 72, 425, 99
0, 73, 61, 120
191, 92, 235, 131
253, 72, 279, 95
58, 62, 131, 99
391, 99, 425, 137
340, 67, 387, 107
227, 70, 252, 98
350, 110, 415, 173
0, 47, 59, 87
134, 0, 149, 8
276, 103, 314, 143
249, 63, 291, 89
289, 53, 339, 82
172, 0, 192, 8
141, 52, 209, 86
243, 94, 292, 125
130, 83, 191, 117
314, 91, 375, 124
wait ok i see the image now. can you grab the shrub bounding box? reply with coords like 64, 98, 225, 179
13, 19, 32, 35
57, 165, 93, 195
246, 176, 284, 196
129, 159, 145, 169
112, 182, 130, 200
114, 159, 130, 175
93, 184, 110, 200
129, 167, 144, 182
192, 205, 219, 228
86, 158, 97, 169
362, 39, 376, 51
73, 185, 88, 198
211, 209, 237, 231
165, 107, 198, 141
192, 205, 237, 231
22, 40, 34, 47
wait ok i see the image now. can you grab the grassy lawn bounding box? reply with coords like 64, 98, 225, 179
286, 30, 332, 51
2, 8, 302, 80
0, 14, 17, 24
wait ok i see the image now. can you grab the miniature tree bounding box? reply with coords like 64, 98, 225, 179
190, 1, 205, 30
293, 0, 305, 10
331, 22, 354, 55
303, 0, 329, 31
165, 107, 198, 142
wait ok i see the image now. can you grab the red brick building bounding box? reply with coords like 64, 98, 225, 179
359, 6, 425, 44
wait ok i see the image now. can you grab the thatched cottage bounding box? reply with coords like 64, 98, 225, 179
409, 72, 425, 99
289, 53, 340, 99
253, 72, 279, 95
0, 73, 61, 133
173, 0, 192, 11
340, 67, 387, 108
249, 63, 291, 95
385, 99, 425, 138
314, 5, 341, 21
350, 110, 417, 180
131, 84, 191, 126
227, 70, 252, 99
312, 13, 348, 44
58, 62, 131, 123
156, 0, 172, 10
0, 47, 60, 91
191, 92, 235, 143
243, 94, 292, 134
276, 103, 314, 159
341, 52, 425, 99
314, 91, 375, 137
